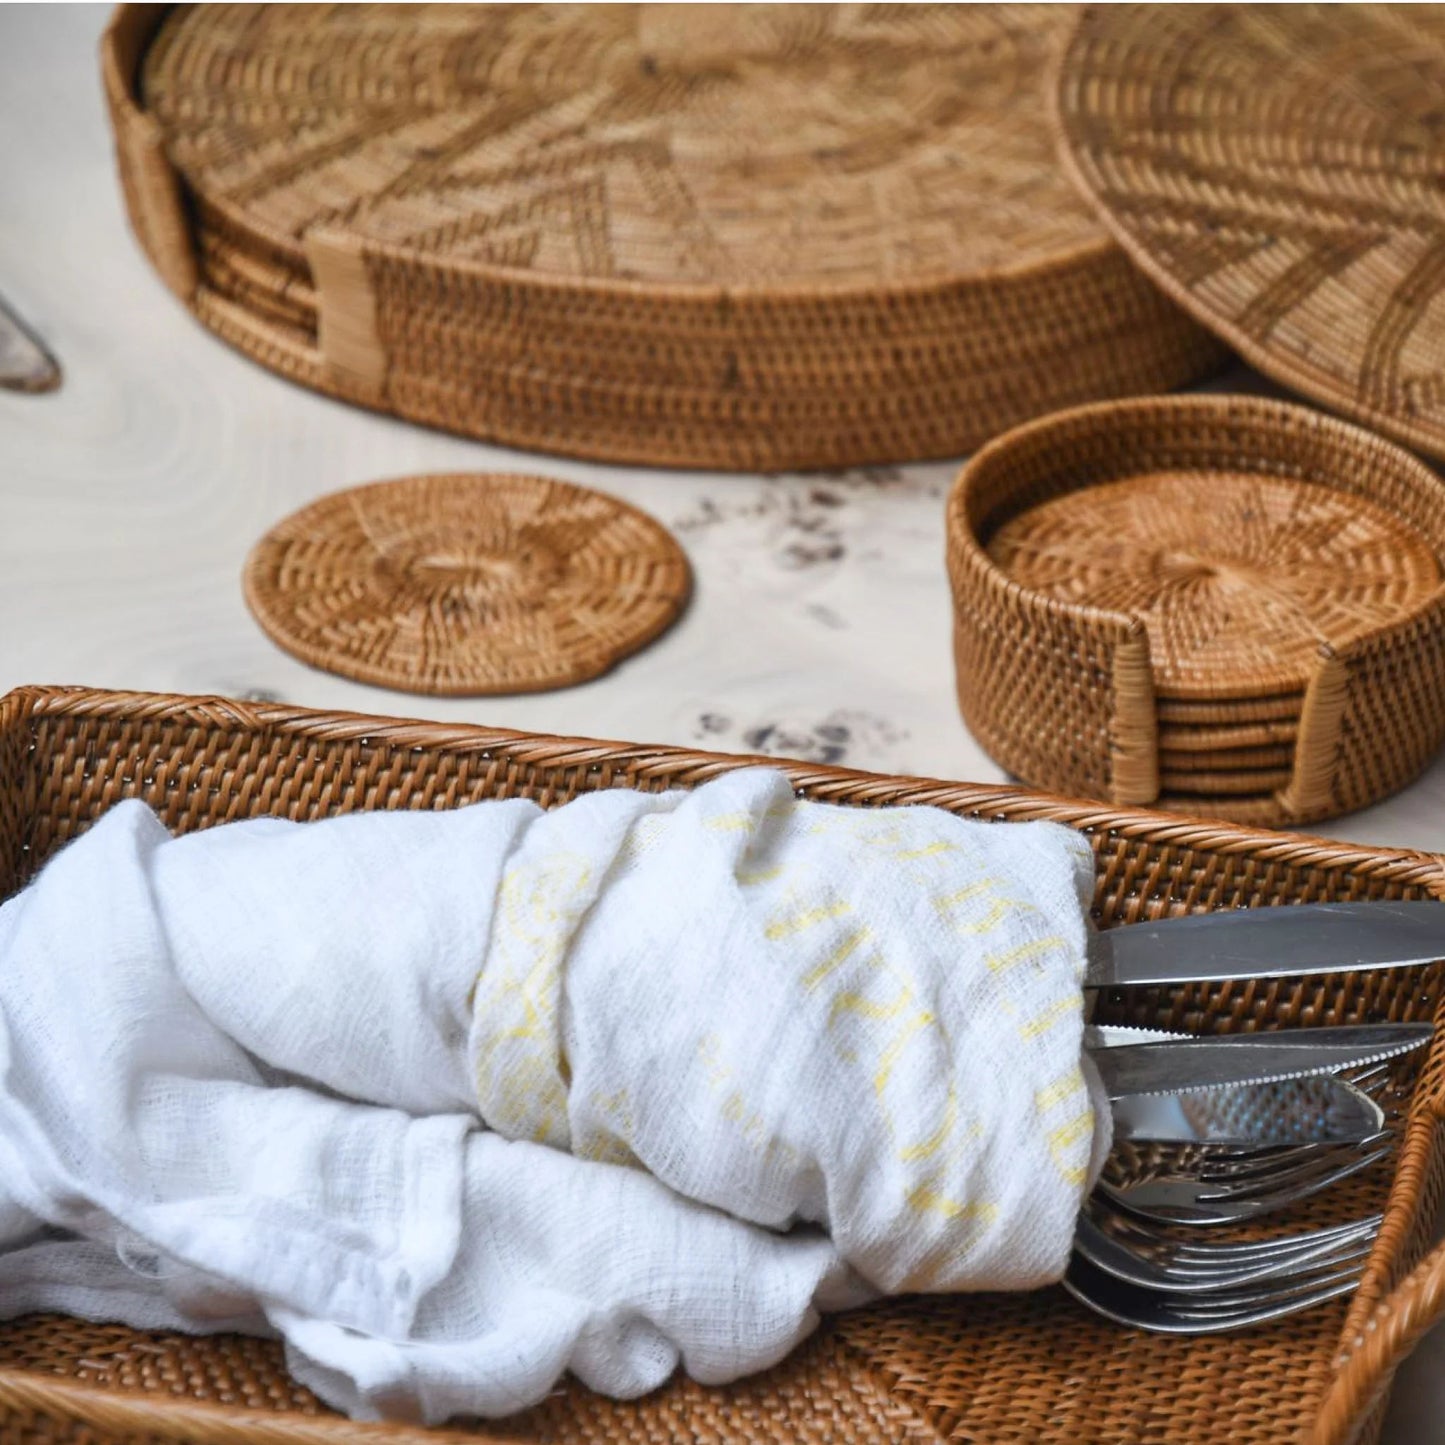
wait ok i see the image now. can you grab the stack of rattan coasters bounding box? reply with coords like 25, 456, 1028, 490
947, 395, 1445, 827
102, 3, 1225, 471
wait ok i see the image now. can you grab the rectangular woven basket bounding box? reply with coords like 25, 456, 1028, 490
1, 685, 1444, 1445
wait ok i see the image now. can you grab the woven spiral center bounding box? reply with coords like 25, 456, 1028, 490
378, 540, 563, 618
1155, 552, 1221, 585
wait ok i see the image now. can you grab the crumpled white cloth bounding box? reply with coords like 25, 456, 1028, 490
0, 768, 1107, 1423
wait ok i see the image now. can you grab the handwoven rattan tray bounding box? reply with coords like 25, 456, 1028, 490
2, 685, 1445, 1444
1053, 4, 1445, 464
948, 394, 1445, 828
101, 3, 1226, 472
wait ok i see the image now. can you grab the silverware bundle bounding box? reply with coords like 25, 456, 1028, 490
1067, 901, 1443, 1334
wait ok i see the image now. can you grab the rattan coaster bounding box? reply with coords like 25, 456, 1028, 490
1156, 695, 1305, 730
1055, 5, 1445, 462
987, 470, 1441, 700
1157, 745, 1296, 774
947, 395, 1445, 826
243, 473, 690, 695
103, 4, 1226, 471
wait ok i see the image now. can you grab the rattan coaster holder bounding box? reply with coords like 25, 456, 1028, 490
947, 395, 1445, 826
101, 3, 1226, 472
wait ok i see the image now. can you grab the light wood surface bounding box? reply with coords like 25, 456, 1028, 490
1, 8, 1442, 1440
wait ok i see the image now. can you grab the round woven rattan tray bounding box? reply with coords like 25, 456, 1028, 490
947, 395, 1445, 827
1055, 4, 1445, 463
242, 473, 690, 695
102, 3, 1226, 471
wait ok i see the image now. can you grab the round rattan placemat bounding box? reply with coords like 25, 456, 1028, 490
106, 4, 1227, 471
1055, 4, 1445, 462
242, 473, 690, 695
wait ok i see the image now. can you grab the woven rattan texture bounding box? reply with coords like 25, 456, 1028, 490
1055, 4, 1445, 463
242, 473, 689, 696
146, 4, 1108, 288
948, 395, 1445, 826
102, 4, 1228, 471
988, 471, 1442, 698
1, 687, 1445, 1445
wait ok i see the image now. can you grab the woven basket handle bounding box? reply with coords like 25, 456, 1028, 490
1308, 1234, 1445, 1445
304, 229, 389, 401
1308, 1067, 1445, 1445
1277, 645, 1347, 820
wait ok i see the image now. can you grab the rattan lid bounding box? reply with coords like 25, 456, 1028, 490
146, 4, 1109, 290
1055, 4, 1445, 462
243, 473, 690, 695
112, 4, 1225, 470
987, 470, 1441, 700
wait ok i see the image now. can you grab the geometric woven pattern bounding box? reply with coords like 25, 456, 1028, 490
1056, 4, 1445, 461
242, 473, 690, 694
142, 4, 1105, 288
0, 685, 1443, 1445
105, 5, 1227, 470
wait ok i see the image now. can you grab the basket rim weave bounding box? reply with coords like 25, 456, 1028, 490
3, 684, 1445, 1445
8, 681, 1445, 870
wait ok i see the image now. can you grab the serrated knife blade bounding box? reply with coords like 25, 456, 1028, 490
1108, 1074, 1385, 1146
1088, 1023, 1433, 1098
1084, 901, 1445, 989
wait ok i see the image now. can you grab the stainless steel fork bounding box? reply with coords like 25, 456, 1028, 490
1099, 1057, 1404, 1225
1074, 1203, 1382, 1293
1061, 903, 1441, 1333
1064, 1247, 1371, 1333
1098, 1132, 1394, 1225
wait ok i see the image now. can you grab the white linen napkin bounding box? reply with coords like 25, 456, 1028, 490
0, 769, 1106, 1422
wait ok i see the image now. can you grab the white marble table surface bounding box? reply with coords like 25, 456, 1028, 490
2, 6, 1443, 1439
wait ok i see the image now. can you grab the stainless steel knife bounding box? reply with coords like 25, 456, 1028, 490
1089, 1023, 1414, 1145
1108, 1074, 1385, 1146
1084, 900, 1445, 989
1088, 1022, 1433, 1098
